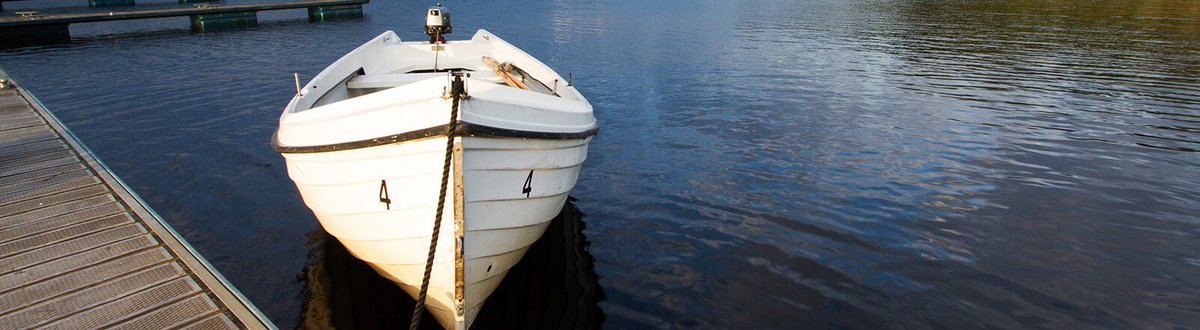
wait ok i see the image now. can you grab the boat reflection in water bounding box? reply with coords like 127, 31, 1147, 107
299, 198, 606, 329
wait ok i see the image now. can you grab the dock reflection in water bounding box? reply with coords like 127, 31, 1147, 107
298, 198, 605, 329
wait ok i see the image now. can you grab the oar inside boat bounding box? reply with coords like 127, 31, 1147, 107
481, 56, 527, 90
482, 56, 562, 96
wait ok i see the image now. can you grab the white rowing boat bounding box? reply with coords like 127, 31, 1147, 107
272, 5, 597, 329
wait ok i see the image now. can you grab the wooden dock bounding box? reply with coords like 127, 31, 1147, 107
0, 67, 274, 328
1, 0, 143, 12
0, 0, 368, 44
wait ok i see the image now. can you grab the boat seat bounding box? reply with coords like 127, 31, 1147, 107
346, 73, 442, 89
347, 71, 513, 91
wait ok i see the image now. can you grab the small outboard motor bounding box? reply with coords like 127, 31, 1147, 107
425, 3, 452, 43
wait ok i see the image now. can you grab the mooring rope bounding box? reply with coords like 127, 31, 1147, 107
410, 73, 466, 330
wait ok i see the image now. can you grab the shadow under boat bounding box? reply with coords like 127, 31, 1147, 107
299, 197, 606, 329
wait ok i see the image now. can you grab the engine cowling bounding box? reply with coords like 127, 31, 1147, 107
425, 3, 452, 42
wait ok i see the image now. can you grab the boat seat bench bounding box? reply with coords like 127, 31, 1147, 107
347, 72, 507, 90
347, 73, 441, 89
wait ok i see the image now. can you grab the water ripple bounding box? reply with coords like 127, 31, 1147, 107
3, 0, 1199, 328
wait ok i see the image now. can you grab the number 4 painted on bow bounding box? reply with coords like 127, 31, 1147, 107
522, 170, 533, 198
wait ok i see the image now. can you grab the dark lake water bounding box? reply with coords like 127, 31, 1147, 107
3, 0, 1199, 328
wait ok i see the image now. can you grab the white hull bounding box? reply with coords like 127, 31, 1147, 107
274, 30, 596, 329
283, 136, 589, 328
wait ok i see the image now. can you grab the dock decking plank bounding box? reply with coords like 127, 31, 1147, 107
0, 163, 87, 188
0, 114, 43, 131
0, 167, 90, 200
0, 200, 124, 243
0, 139, 71, 163
0, 230, 145, 275
0, 194, 116, 230
0, 183, 109, 219
0, 132, 58, 151
0, 123, 54, 141
0, 97, 25, 108
0, 214, 136, 260
111, 293, 220, 329
0, 263, 185, 329
0, 154, 78, 177
182, 313, 241, 329
0, 247, 170, 314
32, 274, 198, 329
0, 105, 30, 115
0, 234, 155, 292
0, 67, 272, 328
1, 148, 75, 168
0, 175, 101, 206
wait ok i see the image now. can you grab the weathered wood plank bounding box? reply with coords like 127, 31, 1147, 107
110, 294, 220, 329
0, 104, 31, 116
0, 123, 51, 141
34, 275, 200, 329
0, 96, 26, 109
0, 163, 87, 188
0, 154, 79, 178
0, 183, 109, 220
0, 175, 102, 206
0, 247, 171, 315
0, 213, 135, 259
179, 313, 239, 329
0, 194, 117, 230
0, 114, 43, 131
0, 167, 89, 198
0, 139, 70, 164
0, 263, 185, 329
0, 130, 57, 151
0, 201, 125, 243
0, 149, 76, 170
0, 225, 144, 274
0, 235, 155, 292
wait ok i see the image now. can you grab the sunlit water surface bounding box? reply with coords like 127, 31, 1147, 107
2, 0, 1198, 328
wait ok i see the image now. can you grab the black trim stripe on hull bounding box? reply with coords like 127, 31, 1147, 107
272, 122, 598, 154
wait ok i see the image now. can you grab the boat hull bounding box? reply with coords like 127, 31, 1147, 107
275, 29, 597, 329
282, 134, 590, 329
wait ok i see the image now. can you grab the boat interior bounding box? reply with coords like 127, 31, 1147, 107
310, 54, 575, 110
